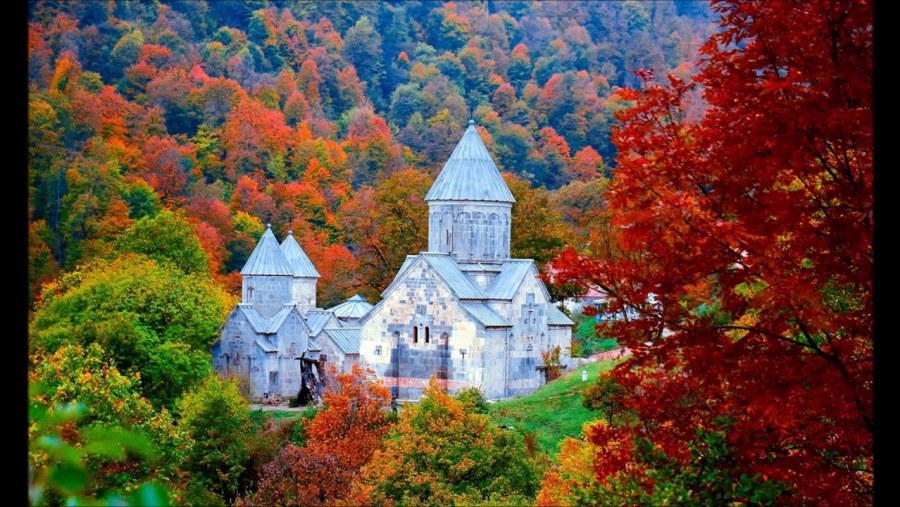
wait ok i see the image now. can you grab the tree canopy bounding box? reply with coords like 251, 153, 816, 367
548, 0, 873, 504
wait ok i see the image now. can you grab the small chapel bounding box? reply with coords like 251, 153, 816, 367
212, 121, 573, 402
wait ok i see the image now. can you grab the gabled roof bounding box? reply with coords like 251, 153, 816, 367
389, 253, 487, 300
484, 260, 536, 300
308, 337, 323, 352
356, 299, 385, 326
424, 121, 515, 203
546, 304, 575, 327
420, 253, 486, 299
241, 225, 295, 276
237, 304, 306, 335
280, 231, 320, 278
329, 294, 374, 320
393, 255, 418, 282
323, 328, 361, 354
458, 302, 511, 328
305, 310, 336, 336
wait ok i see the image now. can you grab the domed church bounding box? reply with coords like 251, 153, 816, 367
356, 121, 573, 401
212, 121, 573, 403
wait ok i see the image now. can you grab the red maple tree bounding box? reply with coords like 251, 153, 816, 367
549, 0, 872, 504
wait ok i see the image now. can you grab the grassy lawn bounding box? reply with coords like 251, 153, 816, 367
249, 408, 316, 429
489, 358, 620, 459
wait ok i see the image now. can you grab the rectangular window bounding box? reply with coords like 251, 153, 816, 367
413, 326, 418, 344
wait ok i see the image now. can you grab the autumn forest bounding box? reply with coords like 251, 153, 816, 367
27, 1, 873, 506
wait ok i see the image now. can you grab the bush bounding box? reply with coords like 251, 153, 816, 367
349, 378, 541, 505
541, 345, 562, 381
179, 376, 251, 504
28, 381, 172, 506
29, 344, 187, 499
582, 374, 628, 427
456, 387, 489, 414
250, 365, 392, 506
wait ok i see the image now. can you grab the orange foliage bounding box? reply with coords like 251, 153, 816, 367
193, 221, 227, 274
222, 97, 292, 181
252, 365, 392, 506
568, 146, 604, 181
230, 175, 276, 220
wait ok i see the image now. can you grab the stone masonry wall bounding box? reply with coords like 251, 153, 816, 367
428, 201, 512, 263
242, 275, 293, 319
214, 309, 309, 400
289, 277, 317, 315
486, 266, 572, 396
359, 257, 495, 401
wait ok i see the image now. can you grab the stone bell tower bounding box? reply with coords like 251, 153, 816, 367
424, 120, 516, 276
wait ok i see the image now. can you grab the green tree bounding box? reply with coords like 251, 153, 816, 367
581, 374, 628, 427
122, 180, 162, 220
343, 16, 386, 110
350, 379, 539, 506
110, 30, 145, 78
30, 254, 233, 409
179, 376, 252, 505
116, 210, 210, 274
29, 344, 184, 503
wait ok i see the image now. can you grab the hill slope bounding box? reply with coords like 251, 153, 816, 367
489, 358, 621, 458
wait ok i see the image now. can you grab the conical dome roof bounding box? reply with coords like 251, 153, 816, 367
241, 225, 294, 276
424, 121, 515, 203
280, 230, 320, 278
329, 294, 374, 320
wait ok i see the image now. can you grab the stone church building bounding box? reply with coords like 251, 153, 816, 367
212, 121, 573, 402
357, 121, 573, 401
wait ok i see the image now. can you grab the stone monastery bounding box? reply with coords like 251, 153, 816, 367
212, 121, 573, 402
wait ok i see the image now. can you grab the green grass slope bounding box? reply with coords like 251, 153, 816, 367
489, 358, 621, 459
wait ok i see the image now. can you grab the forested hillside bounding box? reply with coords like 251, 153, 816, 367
28, 1, 872, 505
28, 0, 713, 307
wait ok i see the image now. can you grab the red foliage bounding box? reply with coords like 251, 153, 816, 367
230, 175, 276, 220
568, 146, 604, 181
193, 221, 227, 274
550, 0, 872, 504
141, 136, 192, 204
70, 85, 133, 140
252, 365, 392, 506
222, 97, 292, 181
185, 197, 234, 238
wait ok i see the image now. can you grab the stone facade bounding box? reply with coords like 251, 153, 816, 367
212, 227, 348, 401
241, 275, 294, 318
359, 257, 483, 400
213, 305, 309, 400
427, 201, 512, 263
358, 122, 573, 402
